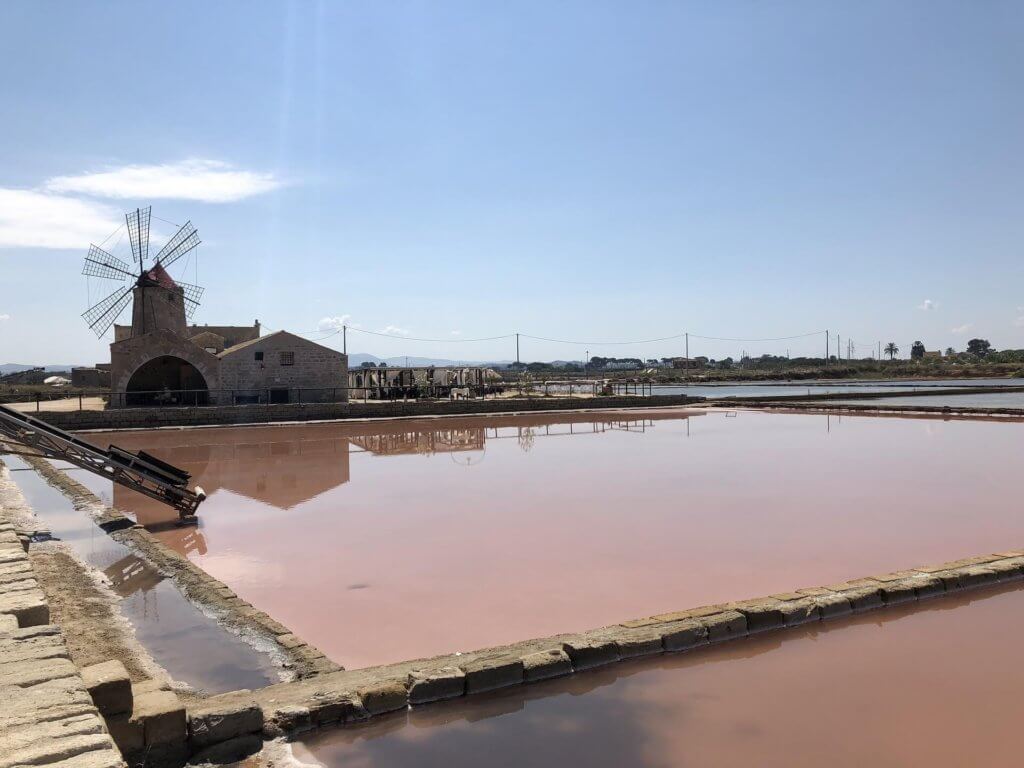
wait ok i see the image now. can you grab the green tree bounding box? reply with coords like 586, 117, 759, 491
910, 341, 925, 360
966, 338, 992, 357
884, 342, 899, 360
944, 347, 955, 356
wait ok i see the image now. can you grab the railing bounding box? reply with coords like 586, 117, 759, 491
0, 380, 667, 412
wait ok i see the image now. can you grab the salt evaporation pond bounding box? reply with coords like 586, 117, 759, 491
293, 581, 1024, 768
90, 409, 1024, 668
1, 456, 277, 693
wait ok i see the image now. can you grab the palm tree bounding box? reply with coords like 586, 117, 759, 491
884, 342, 899, 360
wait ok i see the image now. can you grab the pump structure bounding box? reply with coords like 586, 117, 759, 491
0, 403, 205, 524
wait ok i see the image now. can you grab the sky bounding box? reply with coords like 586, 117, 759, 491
1, 0, 1023, 365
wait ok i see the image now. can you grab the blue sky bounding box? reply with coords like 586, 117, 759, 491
1, 0, 1023, 364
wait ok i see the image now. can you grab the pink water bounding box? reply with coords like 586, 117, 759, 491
91, 409, 1024, 668
294, 582, 1024, 767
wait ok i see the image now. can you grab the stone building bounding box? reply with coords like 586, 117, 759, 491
104, 271, 346, 407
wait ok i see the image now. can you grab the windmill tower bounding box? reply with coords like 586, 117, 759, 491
82, 206, 204, 339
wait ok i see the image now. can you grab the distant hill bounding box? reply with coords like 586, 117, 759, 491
0, 364, 78, 375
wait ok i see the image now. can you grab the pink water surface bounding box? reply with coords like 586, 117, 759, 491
294, 581, 1024, 768
93, 408, 1024, 668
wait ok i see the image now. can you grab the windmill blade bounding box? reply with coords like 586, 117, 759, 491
125, 206, 151, 268
82, 245, 136, 281
82, 284, 133, 338
178, 281, 205, 319
154, 221, 200, 270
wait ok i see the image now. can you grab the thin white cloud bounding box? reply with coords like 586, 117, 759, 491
0, 314, 10, 321
318, 315, 351, 332
917, 299, 937, 311
0, 189, 121, 249
951, 323, 972, 335
379, 324, 409, 336
45, 159, 281, 203
450, 330, 462, 336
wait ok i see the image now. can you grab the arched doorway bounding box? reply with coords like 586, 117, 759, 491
126, 356, 209, 406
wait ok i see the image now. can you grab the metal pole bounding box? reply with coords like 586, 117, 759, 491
685, 332, 689, 380
343, 325, 347, 355
825, 329, 829, 365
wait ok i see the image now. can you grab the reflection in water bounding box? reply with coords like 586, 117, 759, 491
2, 456, 276, 693
296, 582, 1024, 768
93, 409, 1024, 669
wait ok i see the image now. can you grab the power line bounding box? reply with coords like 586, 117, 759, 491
348, 328, 516, 343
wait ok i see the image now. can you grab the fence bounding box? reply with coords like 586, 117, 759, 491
1, 379, 661, 412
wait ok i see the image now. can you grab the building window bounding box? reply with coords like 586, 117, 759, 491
254, 351, 264, 361
279, 351, 295, 366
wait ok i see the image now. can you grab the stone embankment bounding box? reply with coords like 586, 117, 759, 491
205, 548, 1024, 745
31, 394, 703, 431
0, 517, 126, 768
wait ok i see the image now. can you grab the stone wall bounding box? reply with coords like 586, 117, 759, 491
218, 332, 347, 404
36, 394, 703, 431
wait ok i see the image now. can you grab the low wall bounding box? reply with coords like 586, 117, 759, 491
34, 395, 704, 431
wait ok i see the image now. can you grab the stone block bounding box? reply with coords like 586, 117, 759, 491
308, 690, 365, 726
878, 580, 918, 606
729, 599, 785, 633
778, 598, 821, 626
358, 679, 408, 715
462, 655, 524, 693
105, 712, 145, 754
593, 627, 664, 659
0, 590, 49, 627
562, 636, 620, 670
131, 678, 170, 696
131, 689, 186, 747
841, 586, 883, 612
928, 570, 965, 591
983, 560, 1024, 582
911, 575, 945, 599
659, 619, 708, 652
189, 733, 263, 764
958, 567, 997, 588
2, 733, 118, 768
407, 666, 466, 704
81, 660, 132, 716
813, 594, 852, 619
38, 747, 125, 768
702, 611, 747, 642
264, 705, 310, 737
188, 692, 263, 749
521, 648, 573, 682
0, 613, 18, 633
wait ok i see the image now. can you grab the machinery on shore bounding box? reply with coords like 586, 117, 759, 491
0, 403, 204, 524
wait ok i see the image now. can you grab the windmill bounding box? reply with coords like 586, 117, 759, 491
81, 206, 204, 338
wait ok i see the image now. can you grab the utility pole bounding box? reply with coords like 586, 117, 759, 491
342, 325, 347, 355
825, 329, 829, 365
515, 333, 520, 366
685, 332, 689, 380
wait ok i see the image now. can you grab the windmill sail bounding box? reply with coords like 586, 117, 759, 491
83, 245, 136, 281
154, 221, 200, 269
82, 284, 134, 337
177, 281, 205, 318
125, 206, 151, 267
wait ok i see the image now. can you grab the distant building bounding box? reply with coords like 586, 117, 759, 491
923, 350, 942, 360
103, 275, 346, 407
670, 357, 706, 369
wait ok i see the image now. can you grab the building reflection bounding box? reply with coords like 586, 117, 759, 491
108, 411, 702, 557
